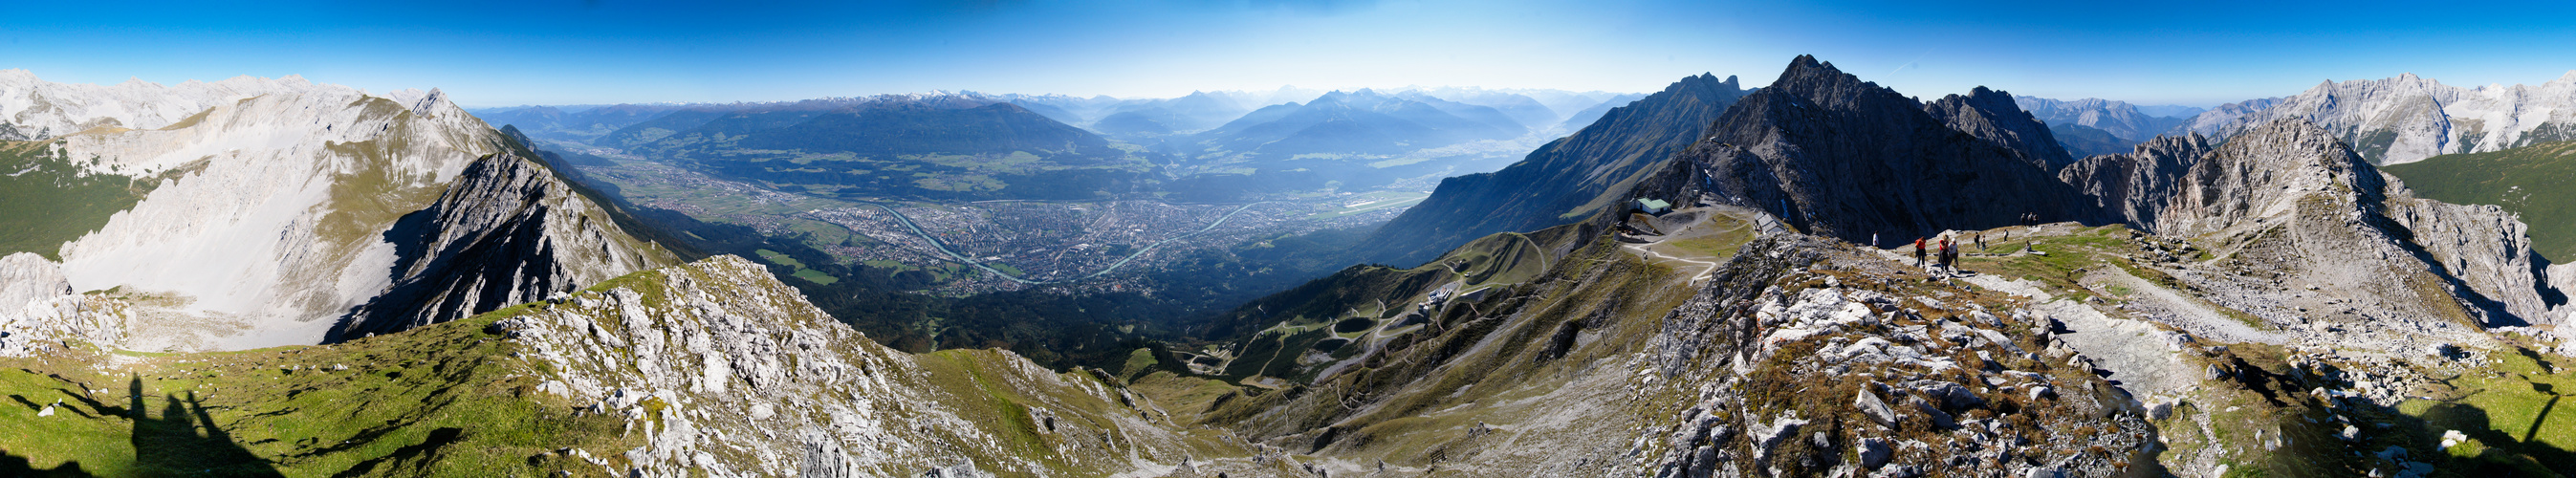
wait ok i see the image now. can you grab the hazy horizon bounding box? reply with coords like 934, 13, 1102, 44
7, 0, 2576, 108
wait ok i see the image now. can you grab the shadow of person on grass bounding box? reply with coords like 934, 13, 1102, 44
129, 376, 282, 477
0, 449, 88, 477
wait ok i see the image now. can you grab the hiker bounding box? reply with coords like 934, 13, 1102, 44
1937, 236, 1954, 272
1944, 237, 1959, 271
1975, 231, 1985, 251
1912, 237, 1927, 268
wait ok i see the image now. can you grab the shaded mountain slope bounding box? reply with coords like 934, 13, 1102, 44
1637, 55, 2096, 245
2055, 133, 2216, 229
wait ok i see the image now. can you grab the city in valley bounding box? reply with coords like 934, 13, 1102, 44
571, 149, 1428, 295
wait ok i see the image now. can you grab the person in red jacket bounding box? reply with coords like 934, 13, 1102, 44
1940, 236, 1957, 272
1912, 237, 1927, 268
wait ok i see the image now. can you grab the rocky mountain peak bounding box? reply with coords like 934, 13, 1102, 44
1761, 54, 1889, 112
1648, 55, 2100, 243
1926, 86, 2075, 168
329, 150, 677, 340
2155, 119, 2380, 236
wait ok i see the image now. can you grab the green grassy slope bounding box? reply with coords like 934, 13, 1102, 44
1204, 229, 1561, 381
0, 259, 1260, 477
0, 141, 154, 260
2383, 141, 2576, 261
0, 310, 622, 476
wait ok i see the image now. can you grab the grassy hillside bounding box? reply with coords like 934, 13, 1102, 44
1201, 227, 1566, 383
0, 305, 622, 476
0, 259, 1264, 477
2383, 141, 2576, 261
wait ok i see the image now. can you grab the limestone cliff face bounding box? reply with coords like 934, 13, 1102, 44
2085, 120, 2566, 327
0, 71, 676, 350
0, 252, 125, 357
2382, 197, 2560, 325
331, 152, 675, 340
2056, 134, 2215, 227
2151, 120, 2385, 237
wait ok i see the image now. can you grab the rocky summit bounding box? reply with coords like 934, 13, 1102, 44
6, 53, 2576, 478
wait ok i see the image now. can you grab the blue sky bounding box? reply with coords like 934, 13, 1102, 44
5, 0, 2574, 108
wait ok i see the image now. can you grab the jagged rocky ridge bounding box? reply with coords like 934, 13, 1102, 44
332, 151, 676, 340
2063, 120, 2570, 328
1639, 55, 2098, 245
2172, 71, 2576, 164
2056, 134, 2216, 228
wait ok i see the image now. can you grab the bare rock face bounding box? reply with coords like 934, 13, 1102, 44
0, 71, 678, 351
330, 152, 675, 340
2554, 264, 2576, 325
0, 252, 68, 315
0, 252, 125, 356
2152, 120, 2385, 237
2057, 134, 2216, 228
2082, 119, 2565, 331
2381, 197, 2562, 326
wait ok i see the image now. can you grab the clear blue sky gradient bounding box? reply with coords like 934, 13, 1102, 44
5, 0, 2573, 107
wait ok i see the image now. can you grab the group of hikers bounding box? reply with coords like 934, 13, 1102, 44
1910, 235, 1961, 272
1880, 212, 2041, 274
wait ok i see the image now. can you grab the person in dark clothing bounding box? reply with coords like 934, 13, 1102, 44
1912, 237, 1927, 268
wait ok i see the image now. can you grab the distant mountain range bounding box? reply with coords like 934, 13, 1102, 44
1362, 74, 1748, 265
470, 103, 693, 143
473, 85, 1649, 202
593, 93, 1152, 201
2169, 72, 2576, 164
2011, 96, 2202, 159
